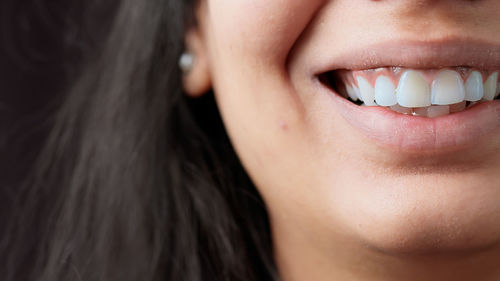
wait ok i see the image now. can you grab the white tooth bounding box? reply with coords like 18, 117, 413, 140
346, 85, 359, 101
431, 70, 465, 105
449, 101, 466, 113
427, 105, 450, 118
356, 76, 376, 105
374, 76, 397, 106
495, 82, 500, 98
467, 101, 478, 108
354, 86, 362, 101
412, 107, 428, 117
397, 70, 431, 108
390, 104, 412, 115
465, 71, 483, 102
483, 72, 498, 101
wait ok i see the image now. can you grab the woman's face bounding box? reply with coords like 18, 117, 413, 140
188, 0, 500, 278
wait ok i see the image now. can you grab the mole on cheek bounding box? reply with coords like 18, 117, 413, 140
280, 121, 289, 132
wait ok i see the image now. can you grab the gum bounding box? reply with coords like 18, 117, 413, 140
337, 67, 500, 88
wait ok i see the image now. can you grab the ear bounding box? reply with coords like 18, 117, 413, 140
181, 26, 212, 97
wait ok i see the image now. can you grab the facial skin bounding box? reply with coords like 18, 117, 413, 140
184, 1, 500, 280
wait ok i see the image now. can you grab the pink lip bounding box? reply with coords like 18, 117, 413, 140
320, 81, 500, 152
311, 38, 500, 74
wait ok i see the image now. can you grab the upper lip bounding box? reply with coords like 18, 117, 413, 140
312, 37, 500, 75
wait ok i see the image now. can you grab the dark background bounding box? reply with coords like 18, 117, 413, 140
0, 0, 98, 223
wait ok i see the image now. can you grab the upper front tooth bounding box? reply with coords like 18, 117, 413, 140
431, 70, 465, 105
374, 75, 397, 106
356, 76, 376, 105
397, 70, 431, 108
484, 72, 498, 101
465, 71, 484, 101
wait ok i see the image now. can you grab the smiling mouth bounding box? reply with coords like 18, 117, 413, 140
310, 39, 500, 151
319, 67, 500, 118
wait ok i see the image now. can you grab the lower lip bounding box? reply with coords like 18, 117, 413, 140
321, 84, 500, 152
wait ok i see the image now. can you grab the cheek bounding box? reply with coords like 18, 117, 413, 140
201, 0, 328, 199
206, 0, 325, 65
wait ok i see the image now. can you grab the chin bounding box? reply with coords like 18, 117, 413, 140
336, 173, 500, 257
360, 221, 500, 257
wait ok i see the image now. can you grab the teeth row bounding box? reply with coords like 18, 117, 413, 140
346, 70, 500, 108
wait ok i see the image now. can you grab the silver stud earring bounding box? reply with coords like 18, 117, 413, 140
179, 52, 195, 74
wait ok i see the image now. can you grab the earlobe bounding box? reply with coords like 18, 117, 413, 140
181, 28, 212, 98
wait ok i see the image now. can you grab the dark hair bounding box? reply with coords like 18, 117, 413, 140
1, 1, 278, 280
